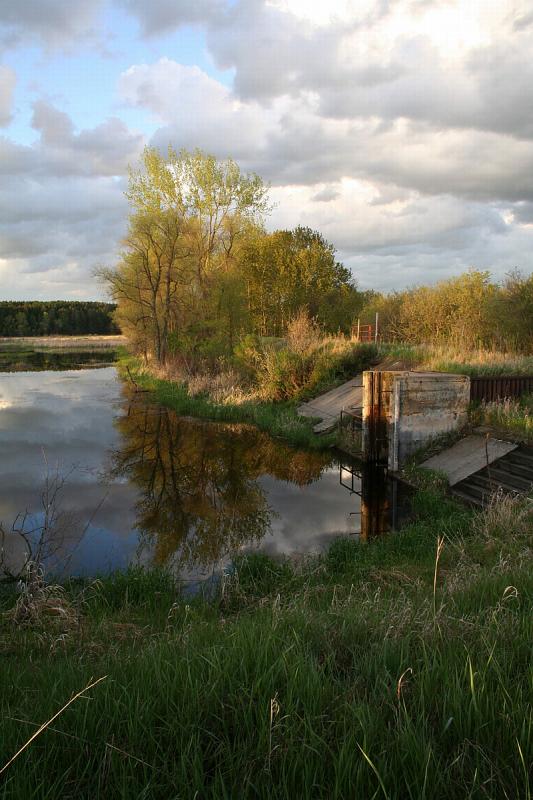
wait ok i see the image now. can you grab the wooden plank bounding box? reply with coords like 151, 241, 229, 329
297, 376, 363, 431
421, 435, 517, 486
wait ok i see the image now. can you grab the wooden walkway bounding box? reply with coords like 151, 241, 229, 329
297, 377, 363, 433
421, 435, 517, 486
420, 435, 533, 506
452, 444, 533, 506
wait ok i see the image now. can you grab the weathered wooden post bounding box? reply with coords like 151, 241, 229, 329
362, 371, 389, 465
360, 463, 389, 541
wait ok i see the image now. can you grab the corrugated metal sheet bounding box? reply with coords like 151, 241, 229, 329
470, 375, 533, 402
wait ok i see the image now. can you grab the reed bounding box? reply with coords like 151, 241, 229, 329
473, 395, 533, 439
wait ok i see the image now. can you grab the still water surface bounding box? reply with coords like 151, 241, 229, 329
0, 363, 406, 587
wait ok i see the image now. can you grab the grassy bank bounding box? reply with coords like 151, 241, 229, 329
381, 343, 533, 376
1, 487, 532, 799
119, 340, 533, 450
471, 394, 533, 442
121, 357, 339, 449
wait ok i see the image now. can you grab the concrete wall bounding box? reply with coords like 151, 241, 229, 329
362, 371, 470, 471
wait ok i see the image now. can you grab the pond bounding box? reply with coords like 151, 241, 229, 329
0, 348, 117, 372
0, 356, 409, 589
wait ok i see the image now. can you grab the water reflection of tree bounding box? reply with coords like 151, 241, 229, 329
110, 398, 331, 572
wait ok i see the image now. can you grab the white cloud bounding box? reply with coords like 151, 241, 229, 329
0, 102, 144, 299
119, 58, 283, 161
118, 0, 223, 36
266, 179, 533, 290
0, 0, 104, 49
0, 65, 15, 126
3, 0, 533, 297
116, 43, 533, 287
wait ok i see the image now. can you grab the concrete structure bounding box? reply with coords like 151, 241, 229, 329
421, 435, 517, 485
362, 370, 470, 471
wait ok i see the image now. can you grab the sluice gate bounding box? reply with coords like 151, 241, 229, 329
361, 371, 470, 471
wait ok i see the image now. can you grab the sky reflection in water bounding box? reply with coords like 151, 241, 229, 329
0, 366, 400, 585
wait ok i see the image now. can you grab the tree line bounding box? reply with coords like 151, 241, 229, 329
359, 269, 533, 352
0, 301, 119, 337
103, 146, 533, 367
102, 146, 368, 366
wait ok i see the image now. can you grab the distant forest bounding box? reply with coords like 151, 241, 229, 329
0, 301, 120, 337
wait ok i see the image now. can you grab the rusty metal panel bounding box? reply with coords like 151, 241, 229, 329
470, 375, 533, 402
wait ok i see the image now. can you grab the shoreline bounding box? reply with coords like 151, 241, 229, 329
2, 352, 532, 797
0, 334, 127, 351
120, 356, 339, 450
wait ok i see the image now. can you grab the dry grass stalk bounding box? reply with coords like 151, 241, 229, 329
0, 675, 107, 777
286, 309, 322, 355
7, 582, 77, 628
433, 536, 445, 620
397, 667, 413, 702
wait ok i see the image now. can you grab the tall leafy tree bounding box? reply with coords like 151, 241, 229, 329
242, 226, 362, 336
104, 146, 268, 364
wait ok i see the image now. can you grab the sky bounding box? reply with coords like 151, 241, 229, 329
1, 0, 533, 300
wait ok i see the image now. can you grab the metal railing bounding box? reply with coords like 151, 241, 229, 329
339, 407, 363, 454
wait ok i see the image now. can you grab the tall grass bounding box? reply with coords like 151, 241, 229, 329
473, 394, 533, 439
1, 488, 532, 798
380, 342, 533, 376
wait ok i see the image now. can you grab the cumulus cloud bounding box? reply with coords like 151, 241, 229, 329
118, 0, 223, 37
0, 0, 104, 48
198, 0, 533, 147
0, 65, 15, 126
3, 0, 533, 297
119, 58, 281, 162
29, 100, 144, 177
119, 57, 533, 203
115, 37, 533, 288
0, 102, 144, 299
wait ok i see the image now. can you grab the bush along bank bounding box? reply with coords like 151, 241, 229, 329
1, 485, 532, 799
121, 358, 335, 450
118, 338, 379, 450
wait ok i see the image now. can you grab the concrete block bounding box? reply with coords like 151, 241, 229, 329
362, 371, 470, 470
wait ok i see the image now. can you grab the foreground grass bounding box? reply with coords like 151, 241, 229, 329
1, 489, 532, 799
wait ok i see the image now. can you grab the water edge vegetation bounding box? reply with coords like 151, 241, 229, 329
1, 480, 532, 798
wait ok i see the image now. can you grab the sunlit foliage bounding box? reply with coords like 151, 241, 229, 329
360, 269, 533, 352
103, 148, 366, 367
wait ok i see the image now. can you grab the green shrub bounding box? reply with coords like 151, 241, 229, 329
252, 340, 379, 401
